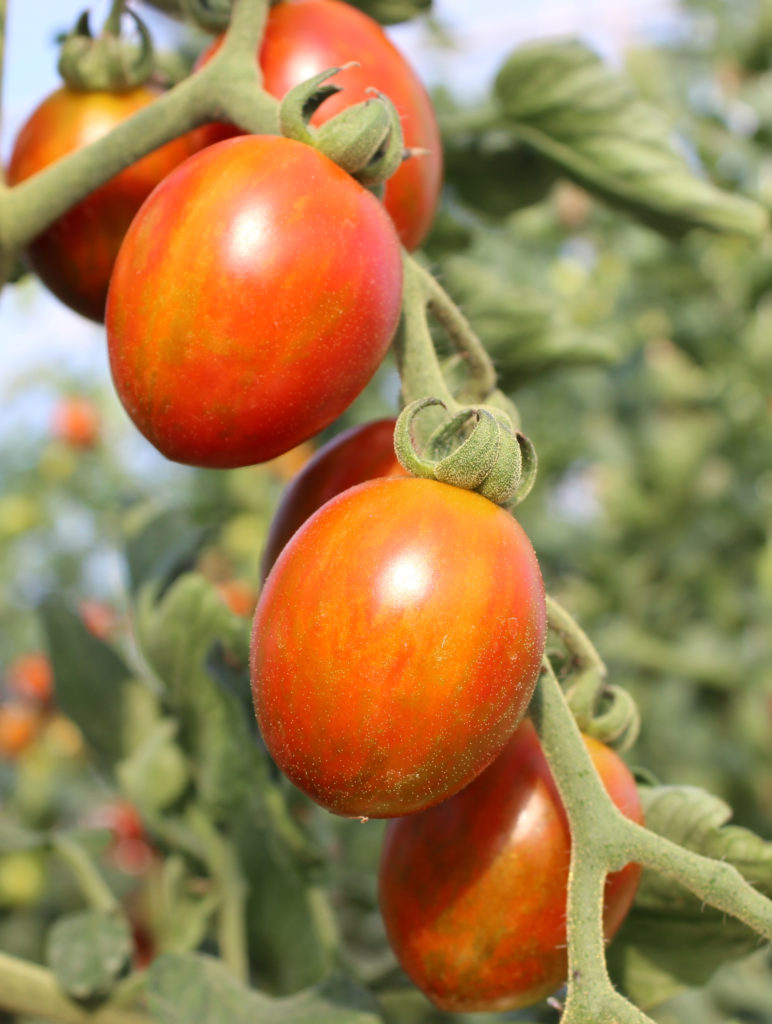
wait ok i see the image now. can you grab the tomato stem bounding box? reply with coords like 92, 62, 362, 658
51, 834, 120, 915
105, 0, 127, 35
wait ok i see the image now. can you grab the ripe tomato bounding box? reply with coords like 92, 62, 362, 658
216, 580, 258, 618
6, 652, 53, 705
252, 477, 546, 818
379, 719, 643, 1012
196, 0, 442, 250
261, 418, 404, 577
0, 703, 41, 758
8, 87, 204, 323
51, 397, 100, 449
106, 135, 402, 468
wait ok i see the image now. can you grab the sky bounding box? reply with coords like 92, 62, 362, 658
0, 0, 682, 444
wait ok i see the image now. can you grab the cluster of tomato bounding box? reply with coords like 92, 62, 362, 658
8, 0, 642, 1011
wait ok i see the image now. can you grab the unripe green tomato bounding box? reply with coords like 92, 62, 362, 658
379, 718, 643, 1012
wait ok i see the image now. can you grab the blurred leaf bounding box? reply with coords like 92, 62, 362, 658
125, 507, 211, 594
147, 955, 384, 1023
116, 718, 190, 813
40, 599, 133, 771
444, 135, 558, 217
608, 785, 772, 1009
46, 910, 132, 1001
346, 0, 430, 24
136, 574, 259, 820
495, 40, 767, 238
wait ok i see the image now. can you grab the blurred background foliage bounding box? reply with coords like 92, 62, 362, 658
3, 0, 772, 1021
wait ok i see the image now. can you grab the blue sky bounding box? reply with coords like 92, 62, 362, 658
0, 0, 680, 442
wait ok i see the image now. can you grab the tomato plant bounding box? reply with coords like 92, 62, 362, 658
7, 87, 203, 323
106, 135, 403, 468
252, 476, 546, 818
379, 718, 643, 1012
261, 417, 403, 576
196, 0, 442, 250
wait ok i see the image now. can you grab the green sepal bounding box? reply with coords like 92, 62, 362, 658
179, 0, 233, 32
394, 397, 538, 508
58, 8, 155, 92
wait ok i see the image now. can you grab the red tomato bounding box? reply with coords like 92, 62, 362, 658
379, 719, 643, 1012
215, 580, 259, 618
0, 703, 41, 759
252, 477, 546, 818
6, 652, 53, 705
261, 418, 404, 578
106, 135, 402, 468
51, 397, 100, 449
7, 87, 205, 323
196, 0, 442, 250
79, 600, 118, 640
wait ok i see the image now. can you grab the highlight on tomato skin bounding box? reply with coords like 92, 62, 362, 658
194, 0, 443, 251
7, 87, 206, 323
252, 476, 547, 819
106, 135, 404, 469
378, 718, 643, 1013
260, 418, 404, 579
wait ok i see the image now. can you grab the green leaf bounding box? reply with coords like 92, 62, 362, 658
495, 40, 767, 239
346, 0, 430, 25
46, 910, 132, 1001
608, 785, 772, 1009
146, 955, 384, 1024
40, 599, 133, 771
125, 506, 210, 594
115, 718, 190, 813
136, 574, 260, 820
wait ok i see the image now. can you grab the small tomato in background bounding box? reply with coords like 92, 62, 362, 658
6, 652, 53, 705
0, 703, 43, 759
215, 579, 258, 618
87, 800, 155, 876
261, 418, 404, 578
379, 719, 643, 1012
106, 136, 403, 468
195, 0, 442, 250
8, 87, 206, 322
252, 477, 546, 819
79, 600, 119, 640
51, 397, 100, 449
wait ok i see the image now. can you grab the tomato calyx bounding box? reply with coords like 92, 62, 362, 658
280, 67, 406, 188
180, 0, 233, 32
394, 397, 538, 508
58, 8, 155, 92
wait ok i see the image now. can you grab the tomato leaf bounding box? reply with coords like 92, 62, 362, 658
146, 954, 384, 1023
125, 506, 211, 594
135, 573, 257, 821
495, 40, 768, 239
40, 599, 133, 771
46, 910, 132, 1001
607, 784, 772, 1009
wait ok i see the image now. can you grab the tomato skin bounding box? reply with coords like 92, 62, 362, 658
8, 87, 203, 323
378, 719, 643, 1012
106, 135, 403, 468
261, 418, 404, 578
252, 477, 546, 818
197, 0, 442, 250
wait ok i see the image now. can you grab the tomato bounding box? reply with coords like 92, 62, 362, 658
379, 718, 643, 1012
261, 417, 404, 577
216, 580, 259, 618
251, 477, 546, 818
6, 652, 53, 705
106, 135, 403, 468
196, 0, 442, 250
51, 397, 100, 449
7, 87, 205, 323
0, 703, 41, 758
79, 600, 118, 640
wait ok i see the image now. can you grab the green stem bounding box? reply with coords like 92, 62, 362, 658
546, 594, 606, 675
0, 951, 150, 1024
415, 259, 497, 402
393, 251, 458, 411
185, 807, 249, 984
105, 0, 127, 35
531, 657, 772, 1023
52, 835, 119, 914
